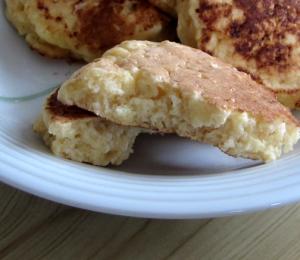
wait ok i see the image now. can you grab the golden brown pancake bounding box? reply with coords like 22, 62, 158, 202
33, 91, 143, 166
177, 0, 300, 108
6, 0, 176, 61
58, 40, 300, 162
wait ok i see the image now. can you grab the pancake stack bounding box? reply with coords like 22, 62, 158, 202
34, 41, 300, 165
6, 1, 299, 166
33, 91, 145, 166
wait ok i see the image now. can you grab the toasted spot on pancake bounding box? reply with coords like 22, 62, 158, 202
46, 91, 96, 122
76, 1, 170, 51
196, 0, 299, 70
177, 0, 300, 108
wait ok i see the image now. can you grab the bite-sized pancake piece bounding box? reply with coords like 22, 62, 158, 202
58, 40, 300, 162
33, 91, 143, 166
177, 0, 300, 108
149, 0, 177, 16
6, 0, 175, 61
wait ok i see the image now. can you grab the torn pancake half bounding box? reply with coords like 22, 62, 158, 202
58, 40, 300, 162
33, 91, 143, 166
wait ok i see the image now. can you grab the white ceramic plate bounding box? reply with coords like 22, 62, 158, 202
1, 2, 300, 219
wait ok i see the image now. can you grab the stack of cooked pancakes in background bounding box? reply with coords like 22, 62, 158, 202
34, 41, 299, 165
177, 0, 300, 108
5, 0, 300, 166
5, 0, 175, 61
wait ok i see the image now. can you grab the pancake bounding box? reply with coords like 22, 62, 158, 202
6, 0, 175, 61
177, 0, 300, 108
33, 91, 143, 166
149, 0, 177, 16
58, 40, 300, 162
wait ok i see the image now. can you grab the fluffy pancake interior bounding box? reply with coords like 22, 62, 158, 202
59, 76, 299, 162
58, 41, 300, 162
33, 92, 143, 166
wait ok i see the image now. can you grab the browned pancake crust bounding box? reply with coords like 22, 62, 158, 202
196, 0, 299, 76
46, 91, 96, 122
75, 1, 172, 51
34, 0, 172, 52
6, 0, 175, 61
